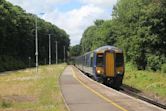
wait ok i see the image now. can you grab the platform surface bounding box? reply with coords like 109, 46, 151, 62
60, 66, 164, 111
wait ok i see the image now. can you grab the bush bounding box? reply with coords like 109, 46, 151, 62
161, 64, 166, 73
125, 62, 137, 71
1, 100, 12, 108
0, 55, 26, 72
147, 55, 162, 71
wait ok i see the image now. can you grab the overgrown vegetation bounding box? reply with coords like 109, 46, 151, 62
124, 63, 166, 100
0, 64, 67, 111
70, 0, 166, 71
0, 0, 70, 72
161, 64, 166, 73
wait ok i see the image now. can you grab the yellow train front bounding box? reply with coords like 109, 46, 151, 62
94, 46, 124, 89
75, 46, 125, 89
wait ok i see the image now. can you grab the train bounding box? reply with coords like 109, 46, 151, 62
74, 46, 125, 89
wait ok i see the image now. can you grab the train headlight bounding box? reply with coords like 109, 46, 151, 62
97, 70, 101, 74
117, 71, 123, 75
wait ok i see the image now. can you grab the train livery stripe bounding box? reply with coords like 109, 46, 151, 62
71, 68, 128, 111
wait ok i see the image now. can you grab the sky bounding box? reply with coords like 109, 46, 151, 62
7, 0, 117, 46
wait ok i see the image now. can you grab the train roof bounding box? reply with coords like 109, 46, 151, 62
76, 46, 123, 59
94, 45, 122, 53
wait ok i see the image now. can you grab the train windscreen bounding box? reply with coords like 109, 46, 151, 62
116, 53, 124, 67
96, 53, 104, 67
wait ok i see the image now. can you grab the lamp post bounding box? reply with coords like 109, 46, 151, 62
64, 46, 66, 62
48, 34, 58, 65
49, 34, 51, 65
48, 34, 59, 65
35, 16, 38, 73
56, 41, 58, 64
35, 13, 44, 73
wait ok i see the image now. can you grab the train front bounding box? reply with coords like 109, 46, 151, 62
95, 46, 124, 89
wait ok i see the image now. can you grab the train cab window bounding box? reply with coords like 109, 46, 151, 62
116, 53, 124, 67
96, 53, 104, 67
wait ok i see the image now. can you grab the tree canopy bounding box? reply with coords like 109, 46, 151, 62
0, 0, 70, 72
69, 45, 81, 57
76, 0, 166, 71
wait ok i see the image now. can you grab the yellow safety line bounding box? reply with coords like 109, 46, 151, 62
71, 68, 128, 111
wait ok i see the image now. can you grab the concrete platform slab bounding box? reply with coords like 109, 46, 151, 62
60, 66, 122, 111
60, 66, 165, 111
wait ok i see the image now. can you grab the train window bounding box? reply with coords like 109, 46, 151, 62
116, 53, 124, 67
96, 53, 104, 67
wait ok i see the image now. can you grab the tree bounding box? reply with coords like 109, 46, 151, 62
112, 0, 166, 70
69, 45, 81, 57
0, 0, 70, 72
80, 0, 166, 71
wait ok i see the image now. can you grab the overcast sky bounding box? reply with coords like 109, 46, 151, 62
7, 0, 117, 46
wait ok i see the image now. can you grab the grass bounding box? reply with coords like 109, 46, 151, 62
123, 63, 166, 99
0, 64, 67, 111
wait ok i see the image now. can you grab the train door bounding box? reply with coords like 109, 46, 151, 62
105, 51, 115, 77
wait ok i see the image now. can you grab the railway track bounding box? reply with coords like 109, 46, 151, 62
120, 84, 166, 110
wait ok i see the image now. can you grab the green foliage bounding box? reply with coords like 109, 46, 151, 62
112, 0, 166, 70
0, 0, 70, 72
80, 0, 166, 71
80, 26, 96, 53
1, 100, 12, 108
124, 63, 166, 98
69, 45, 81, 57
94, 19, 104, 26
0, 55, 26, 72
147, 55, 163, 71
161, 64, 166, 73
81, 20, 114, 53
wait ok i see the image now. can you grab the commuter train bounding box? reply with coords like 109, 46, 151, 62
75, 46, 125, 89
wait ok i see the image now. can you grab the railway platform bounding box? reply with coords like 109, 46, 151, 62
60, 66, 165, 111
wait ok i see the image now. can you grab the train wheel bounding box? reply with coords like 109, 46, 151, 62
103, 77, 108, 85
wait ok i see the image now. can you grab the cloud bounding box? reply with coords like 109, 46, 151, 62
43, 4, 111, 45
80, 0, 117, 8
7, 0, 70, 13
7, 0, 117, 45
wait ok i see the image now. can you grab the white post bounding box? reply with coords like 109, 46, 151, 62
35, 16, 38, 73
56, 41, 58, 64
35, 13, 45, 73
64, 46, 66, 62
49, 34, 51, 65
